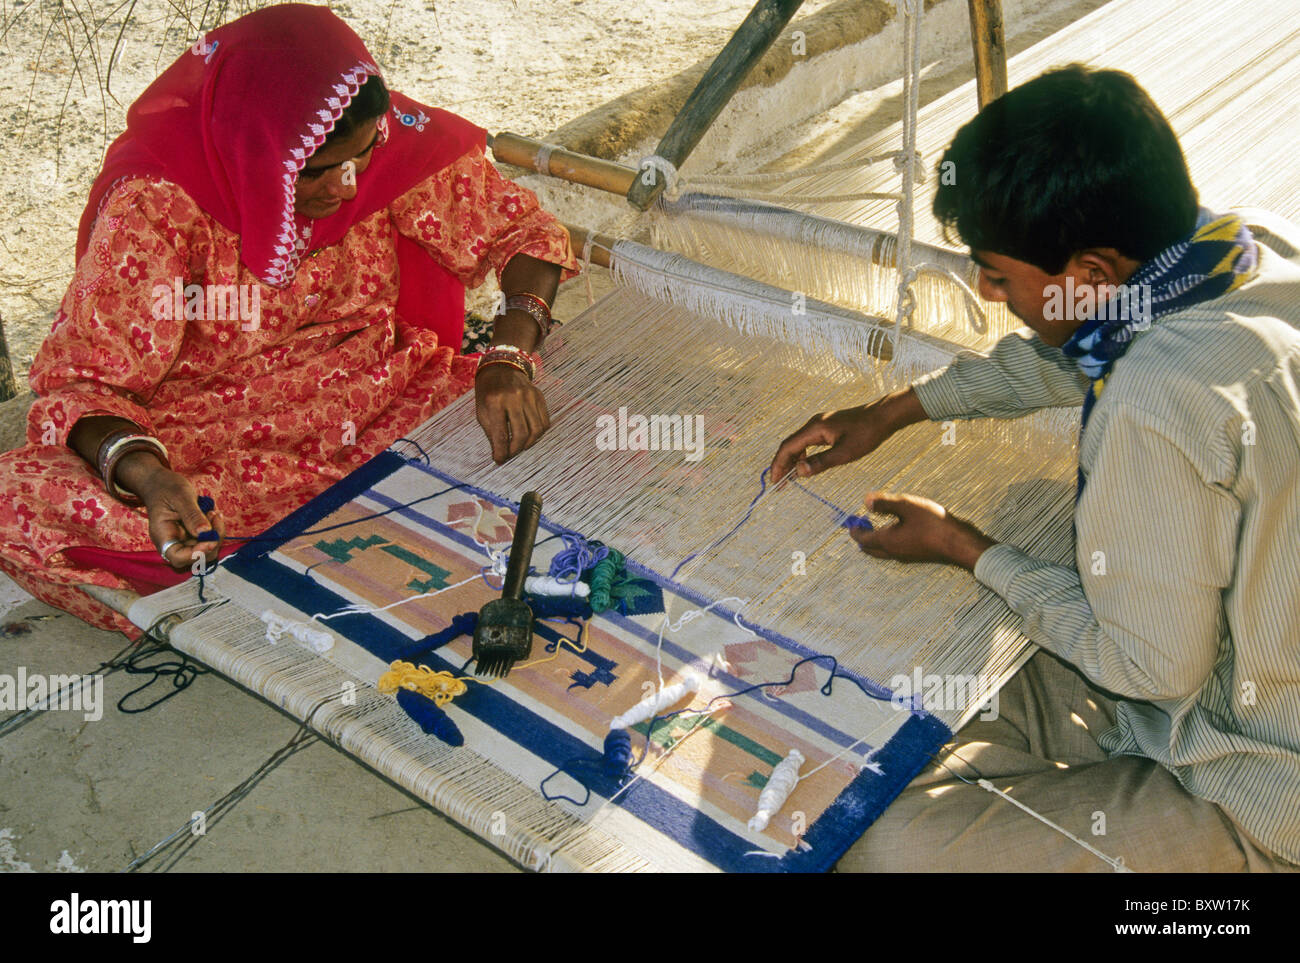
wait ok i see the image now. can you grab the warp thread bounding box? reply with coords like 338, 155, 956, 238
671, 468, 872, 580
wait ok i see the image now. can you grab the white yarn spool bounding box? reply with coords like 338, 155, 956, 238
609, 673, 701, 730
261, 610, 333, 653
749, 748, 804, 832
524, 575, 591, 598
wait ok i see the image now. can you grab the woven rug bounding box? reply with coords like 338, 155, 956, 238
132, 448, 954, 872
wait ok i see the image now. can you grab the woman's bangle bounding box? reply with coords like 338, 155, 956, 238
99, 433, 170, 505
477, 356, 533, 381
477, 344, 542, 382
503, 293, 553, 341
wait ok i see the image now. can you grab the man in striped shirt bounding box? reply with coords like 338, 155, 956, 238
772, 64, 1300, 872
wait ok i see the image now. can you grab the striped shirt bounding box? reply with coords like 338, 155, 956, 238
912, 232, 1300, 865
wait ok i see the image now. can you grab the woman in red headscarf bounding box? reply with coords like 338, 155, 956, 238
0, 4, 578, 635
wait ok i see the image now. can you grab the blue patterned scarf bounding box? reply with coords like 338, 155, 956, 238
1061, 208, 1259, 495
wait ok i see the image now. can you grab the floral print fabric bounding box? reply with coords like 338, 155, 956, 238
0, 144, 577, 634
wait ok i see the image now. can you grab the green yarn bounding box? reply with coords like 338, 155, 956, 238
588, 549, 625, 614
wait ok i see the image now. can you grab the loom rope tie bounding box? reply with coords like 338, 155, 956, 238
534, 141, 558, 177
638, 154, 680, 199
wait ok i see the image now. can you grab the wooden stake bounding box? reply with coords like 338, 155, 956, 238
625, 0, 806, 211
967, 0, 1008, 110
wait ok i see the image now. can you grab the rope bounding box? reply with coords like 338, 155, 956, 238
891, 0, 924, 344
637, 154, 680, 199
534, 141, 558, 177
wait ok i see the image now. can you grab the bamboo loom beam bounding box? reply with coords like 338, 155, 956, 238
490, 133, 638, 196
967, 0, 1009, 110
76, 582, 188, 644
501, 131, 977, 278
624, 0, 806, 211
561, 224, 614, 268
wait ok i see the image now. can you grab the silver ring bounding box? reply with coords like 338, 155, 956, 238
159, 539, 183, 561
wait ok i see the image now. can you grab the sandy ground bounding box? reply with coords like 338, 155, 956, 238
0, 0, 1103, 873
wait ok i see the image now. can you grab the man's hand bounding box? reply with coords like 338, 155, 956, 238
769, 387, 927, 483
849, 492, 995, 572
116, 451, 223, 569
474, 363, 550, 464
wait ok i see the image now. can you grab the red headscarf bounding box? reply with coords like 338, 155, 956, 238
78, 3, 484, 341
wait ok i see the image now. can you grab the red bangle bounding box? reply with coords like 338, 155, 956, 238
477, 345, 542, 381
503, 293, 553, 340
477, 357, 532, 380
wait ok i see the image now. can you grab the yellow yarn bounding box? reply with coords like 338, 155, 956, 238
378, 622, 591, 699
377, 661, 468, 706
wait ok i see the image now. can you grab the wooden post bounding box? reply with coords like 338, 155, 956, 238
625, 0, 805, 210
490, 133, 639, 196
967, 0, 1008, 110
0, 314, 17, 403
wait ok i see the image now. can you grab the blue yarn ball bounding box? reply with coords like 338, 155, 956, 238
602, 728, 633, 777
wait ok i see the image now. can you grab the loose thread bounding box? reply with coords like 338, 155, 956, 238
670, 468, 872, 581
933, 748, 1134, 873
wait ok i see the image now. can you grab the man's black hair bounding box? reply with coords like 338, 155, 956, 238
932, 64, 1198, 274
326, 74, 390, 144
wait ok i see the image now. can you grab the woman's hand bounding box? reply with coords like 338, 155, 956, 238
849, 492, 994, 571
116, 451, 223, 569
769, 388, 927, 483
474, 363, 551, 464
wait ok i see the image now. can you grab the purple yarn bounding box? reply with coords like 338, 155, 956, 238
548, 533, 610, 581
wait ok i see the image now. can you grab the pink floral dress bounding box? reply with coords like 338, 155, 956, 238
0, 144, 577, 634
